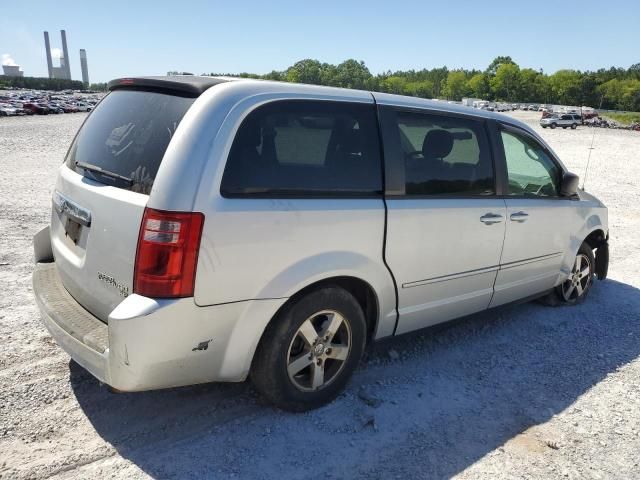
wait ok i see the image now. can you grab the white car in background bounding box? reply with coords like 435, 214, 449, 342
0, 103, 19, 116
74, 102, 92, 112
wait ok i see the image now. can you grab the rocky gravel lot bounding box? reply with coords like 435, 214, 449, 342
0, 111, 639, 479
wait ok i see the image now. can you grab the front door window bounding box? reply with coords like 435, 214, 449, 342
500, 130, 561, 197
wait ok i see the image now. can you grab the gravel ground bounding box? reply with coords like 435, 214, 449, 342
0, 111, 639, 479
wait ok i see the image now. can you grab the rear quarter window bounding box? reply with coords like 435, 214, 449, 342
221, 100, 382, 197
66, 90, 194, 194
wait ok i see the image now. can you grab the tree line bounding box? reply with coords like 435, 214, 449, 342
206, 56, 640, 112
0, 75, 86, 92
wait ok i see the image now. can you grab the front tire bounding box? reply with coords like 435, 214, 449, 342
571, 123, 577, 129
551, 242, 595, 305
251, 286, 366, 411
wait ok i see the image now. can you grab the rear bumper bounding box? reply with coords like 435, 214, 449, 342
33, 263, 110, 384
33, 262, 286, 391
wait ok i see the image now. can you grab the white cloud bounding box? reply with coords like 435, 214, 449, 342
2, 53, 17, 66
50, 47, 62, 59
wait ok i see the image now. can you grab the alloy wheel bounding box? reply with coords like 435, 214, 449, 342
286, 310, 352, 391
561, 253, 592, 302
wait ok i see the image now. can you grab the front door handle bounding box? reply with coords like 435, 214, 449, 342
480, 213, 504, 225
510, 211, 529, 222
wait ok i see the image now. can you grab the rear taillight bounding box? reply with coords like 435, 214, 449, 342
134, 208, 204, 298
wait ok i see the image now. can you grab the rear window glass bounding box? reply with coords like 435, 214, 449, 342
221, 100, 382, 196
65, 90, 194, 194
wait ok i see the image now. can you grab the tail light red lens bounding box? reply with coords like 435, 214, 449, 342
134, 208, 204, 298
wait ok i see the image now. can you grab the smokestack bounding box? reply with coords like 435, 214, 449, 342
44, 31, 53, 78
60, 30, 71, 80
79, 49, 89, 85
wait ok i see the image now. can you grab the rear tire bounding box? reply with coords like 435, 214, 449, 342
550, 123, 557, 129
571, 123, 577, 129
251, 286, 366, 411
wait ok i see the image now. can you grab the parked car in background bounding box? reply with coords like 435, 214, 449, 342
32, 76, 609, 411
0, 103, 19, 116
74, 102, 92, 112
48, 103, 65, 114
22, 102, 49, 115
570, 113, 583, 125
540, 114, 579, 129
11, 102, 33, 115
0, 89, 104, 117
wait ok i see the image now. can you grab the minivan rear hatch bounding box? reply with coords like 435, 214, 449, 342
51, 86, 196, 321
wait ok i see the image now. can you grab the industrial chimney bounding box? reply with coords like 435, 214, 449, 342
60, 30, 71, 80
79, 49, 89, 85
44, 31, 53, 78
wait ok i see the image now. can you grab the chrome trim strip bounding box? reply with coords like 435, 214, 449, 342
499, 252, 563, 270
402, 252, 564, 289
53, 190, 92, 227
402, 265, 499, 289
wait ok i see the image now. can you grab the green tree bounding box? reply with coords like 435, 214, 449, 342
491, 63, 521, 101
263, 70, 284, 81
332, 59, 371, 89
428, 66, 448, 97
518, 68, 539, 102
486, 56, 516, 76
548, 70, 582, 105
285, 59, 324, 85
405, 80, 434, 98
442, 70, 469, 100
88, 82, 107, 91
0, 75, 85, 91
380, 76, 407, 94
203, 57, 640, 112
467, 73, 491, 99
600, 78, 640, 110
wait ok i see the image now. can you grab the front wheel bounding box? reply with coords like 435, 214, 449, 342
251, 286, 366, 411
555, 243, 595, 305
571, 123, 577, 129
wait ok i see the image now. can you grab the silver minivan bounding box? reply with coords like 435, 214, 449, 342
33, 76, 609, 411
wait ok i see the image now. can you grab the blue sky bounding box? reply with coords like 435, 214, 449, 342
1, 0, 638, 83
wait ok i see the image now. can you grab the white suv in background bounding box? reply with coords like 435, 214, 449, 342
540, 114, 580, 129
33, 76, 609, 411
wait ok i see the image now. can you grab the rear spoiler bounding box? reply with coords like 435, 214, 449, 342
107, 76, 229, 98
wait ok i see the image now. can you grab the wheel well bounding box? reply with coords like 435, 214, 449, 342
276, 277, 379, 344
584, 229, 609, 280
584, 229, 606, 249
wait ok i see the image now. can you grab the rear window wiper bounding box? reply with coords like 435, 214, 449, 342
75, 161, 134, 185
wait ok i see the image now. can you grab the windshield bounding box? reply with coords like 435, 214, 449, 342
65, 90, 195, 194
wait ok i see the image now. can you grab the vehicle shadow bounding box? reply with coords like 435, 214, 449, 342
70, 278, 640, 479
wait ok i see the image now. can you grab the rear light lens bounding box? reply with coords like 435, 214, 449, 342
134, 208, 204, 298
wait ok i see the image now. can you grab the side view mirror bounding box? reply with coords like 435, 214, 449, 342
560, 171, 580, 197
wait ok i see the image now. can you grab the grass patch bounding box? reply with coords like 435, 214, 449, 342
603, 112, 640, 125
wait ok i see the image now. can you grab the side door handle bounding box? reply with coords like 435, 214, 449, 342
480, 213, 504, 225
510, 211, 529, 222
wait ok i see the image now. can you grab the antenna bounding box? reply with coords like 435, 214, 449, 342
582, 94, 604, 190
